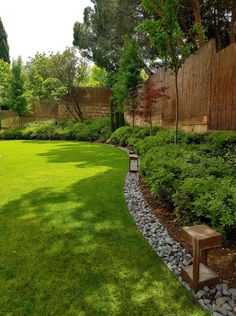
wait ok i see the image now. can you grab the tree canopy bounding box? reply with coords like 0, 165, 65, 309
81, 65, 109, 88
0, 59, 10, 105
0, 18, 10, 63
8, 57, 28, 125
111, 40, 143, 129
25, 48, 88, 120
73, 0, 235, 76
73, 0, 157, 75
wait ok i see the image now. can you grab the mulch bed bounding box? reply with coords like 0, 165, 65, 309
139, 180, 236, 288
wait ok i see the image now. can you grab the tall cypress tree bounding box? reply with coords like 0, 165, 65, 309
9, 57, 28, 126
0, 18, 10, 63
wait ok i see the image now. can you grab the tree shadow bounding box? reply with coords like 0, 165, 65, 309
23, 141, 124, 170
0, 142, 208, 316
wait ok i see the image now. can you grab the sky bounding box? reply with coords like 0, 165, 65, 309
1, 0, 92, 61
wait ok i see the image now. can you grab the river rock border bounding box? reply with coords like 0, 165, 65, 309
124, 171, 236, 316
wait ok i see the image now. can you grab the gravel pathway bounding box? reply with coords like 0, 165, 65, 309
124, 171, 236, 316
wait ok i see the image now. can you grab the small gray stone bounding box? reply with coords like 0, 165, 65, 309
222, 303, 232, 311
223, 289, 231, 296
216, 307, 228, 316
166, 237, 174, 245
212, 313, 223, 316
228, 300, 235, 308
222, 284, 229, 291
216, 297, 228, 307
203, 299, 211, 305
215, 291, 223, 299
196, 290, 205, 299
212, 304, 218, 311
216, 284, 223, 291
229, 289, 236, 297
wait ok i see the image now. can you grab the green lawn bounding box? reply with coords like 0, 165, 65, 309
0, 141, 209, 316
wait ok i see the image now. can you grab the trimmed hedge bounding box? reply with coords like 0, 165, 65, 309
0, 118, 112, 142
110, 126, 236, 240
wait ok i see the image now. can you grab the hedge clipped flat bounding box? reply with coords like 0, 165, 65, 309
0, 141, 209, 315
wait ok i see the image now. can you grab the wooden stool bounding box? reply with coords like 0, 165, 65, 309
129, 154, 139, 173
181, 225, 222, 292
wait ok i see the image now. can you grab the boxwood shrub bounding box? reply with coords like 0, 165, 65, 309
0, 118, 112, 142
110, 126, 236, 240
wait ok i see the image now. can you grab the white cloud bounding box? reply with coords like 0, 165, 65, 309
1, 0, 92, 61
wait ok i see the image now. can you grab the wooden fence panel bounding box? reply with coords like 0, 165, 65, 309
132, 40, 236, 131
210, 44, 236, 130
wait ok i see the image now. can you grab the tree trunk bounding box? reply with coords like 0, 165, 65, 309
191, 0, 205, 47
66, 89, 83, 121
20, 116, 23, 128
230, 2, 236, 44
65, 103, 80, 121
174, 71, 179, 145
178, 14, 197, 46
213, 7, 221, 50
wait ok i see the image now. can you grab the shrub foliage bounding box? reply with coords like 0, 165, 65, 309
110, 126, 236, 241
0, 118, 111, 142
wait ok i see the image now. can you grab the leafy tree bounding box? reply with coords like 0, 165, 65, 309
8, 57, 29, 126
0, 60, 10, 129
125, 90, 139, 129
201, 0, 235, 49
73, 0, 235, 77
0, 18, 10, 63
73, 0, 156, 75
179, 0, 235, 49
81, 65, 109, 87
137, 83, 169, 134
25, 48, 88, 121
139, 0, 191, 144
111, 40, 143, 130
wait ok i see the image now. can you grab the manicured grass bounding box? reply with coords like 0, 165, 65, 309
0, 141, 209, 315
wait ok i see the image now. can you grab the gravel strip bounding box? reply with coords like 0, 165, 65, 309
124, 171, 236, 316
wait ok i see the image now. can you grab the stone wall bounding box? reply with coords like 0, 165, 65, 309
58, 87, 111, 120
1, 87, 111, 129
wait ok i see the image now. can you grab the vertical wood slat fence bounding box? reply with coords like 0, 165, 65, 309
128, 40, 236, 131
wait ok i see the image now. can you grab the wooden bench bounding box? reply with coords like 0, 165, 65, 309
181, 225, 222, 292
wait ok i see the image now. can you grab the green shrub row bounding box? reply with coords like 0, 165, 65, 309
0, 118, 112, 142
110, 126, 236, 240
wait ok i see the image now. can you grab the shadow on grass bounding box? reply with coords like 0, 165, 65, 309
0, 142, 208, 316
24, 141, 122, 170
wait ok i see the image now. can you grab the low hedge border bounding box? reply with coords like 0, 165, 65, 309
0, 118, 112, 143
110, 126, 236, 241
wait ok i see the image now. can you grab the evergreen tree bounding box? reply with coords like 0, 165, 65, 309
0, 18, 10, 63
9, 57, 28, 126
111, 40, 143, 130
